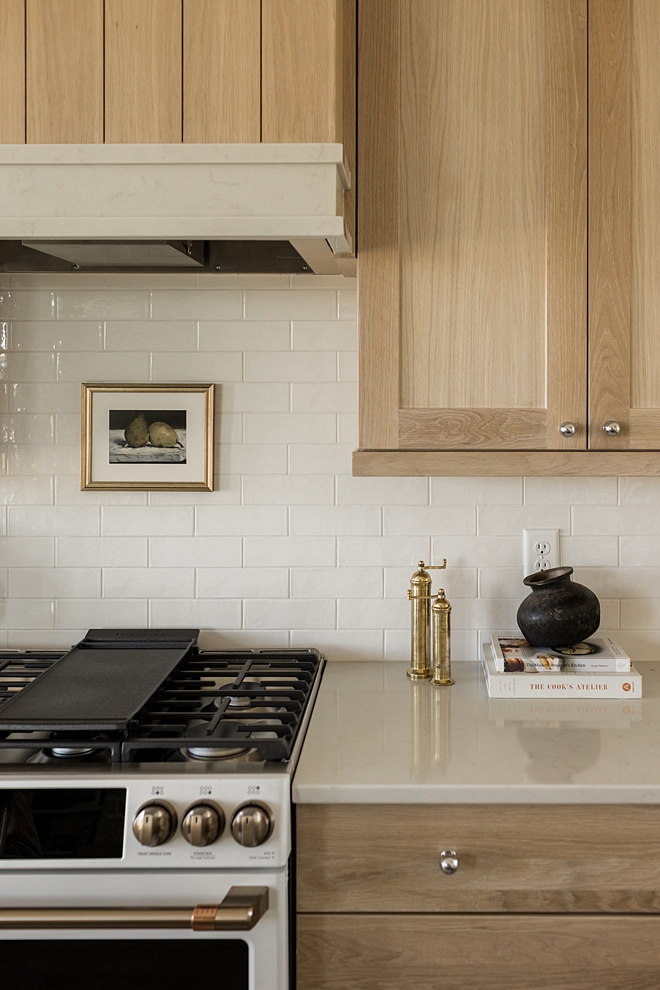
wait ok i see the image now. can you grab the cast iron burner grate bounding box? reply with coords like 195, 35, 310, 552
0, 644, 322, 764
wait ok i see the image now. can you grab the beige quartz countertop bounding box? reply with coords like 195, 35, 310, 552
292, 660, 660, 804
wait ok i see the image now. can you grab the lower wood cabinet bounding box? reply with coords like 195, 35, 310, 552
296, 804, 660, 990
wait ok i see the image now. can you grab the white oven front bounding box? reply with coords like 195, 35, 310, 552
0, 868, 289, 990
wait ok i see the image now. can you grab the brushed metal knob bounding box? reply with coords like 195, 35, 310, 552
603, 421, 621, 436
559, 422, 576, 437
231, 803, 273, 847
439, 849, 459, 874
181, 802, 225, 847
132, 802, 177, 847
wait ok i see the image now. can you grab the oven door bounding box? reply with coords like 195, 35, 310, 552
0, 869, 287, 990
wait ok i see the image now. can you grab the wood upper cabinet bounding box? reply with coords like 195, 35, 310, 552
355, 0, 660, 477
5, 0, 354, 147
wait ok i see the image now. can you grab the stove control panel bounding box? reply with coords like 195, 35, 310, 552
0, 775, 290, 870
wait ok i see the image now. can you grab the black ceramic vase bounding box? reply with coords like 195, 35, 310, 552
516, 566, 600, 647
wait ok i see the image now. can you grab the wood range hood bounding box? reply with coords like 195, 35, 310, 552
0, 143, 353, 275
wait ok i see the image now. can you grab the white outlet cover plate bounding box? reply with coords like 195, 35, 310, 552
523, 528, 560, 578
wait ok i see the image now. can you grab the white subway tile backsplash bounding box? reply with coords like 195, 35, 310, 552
291, 382, 356, 412
244, 290, 337, 320
57, 537, 148, 568
4, 352, 56, 382
105, 321, 197, 352
478, 505, 570, 536
196, 506, 287, 536
245, 537, 335, 568
197, 568, 289, 599
245, 352, 336, 383
102, 567, 195, 599
291, 567, 383, 599
150, 290, 242, 321
0, 538, 54, 567
151, 352, 243, 382
56, 599, 147, 628
245, 413, 337, 443
199, 322, 290, 351
57, 291, 149, 321
292, 321, 356, 351
9, 506, 99, 537
1, 277, 657, 661
12, 321, 103, 352
243, 599, 335, 630
290, 506, 381, 536
524, 477, 617, 505
0, 476, 53, 505
102, 506, 193, 537
149, 536, 241, 568
10, 568, 101, 599
0, 291, 56, 320
383, 506, 476, 536
149, 599, 241, 628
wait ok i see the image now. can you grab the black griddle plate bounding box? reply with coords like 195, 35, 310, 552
0, 629, 199, 732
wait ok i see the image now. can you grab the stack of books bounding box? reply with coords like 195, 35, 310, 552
481, 634, 642, 698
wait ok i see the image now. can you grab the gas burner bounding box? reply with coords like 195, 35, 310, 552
178, 720, 259, 763
27, 732, 114, 765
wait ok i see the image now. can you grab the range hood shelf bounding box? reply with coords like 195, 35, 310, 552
0, 144, 353, 275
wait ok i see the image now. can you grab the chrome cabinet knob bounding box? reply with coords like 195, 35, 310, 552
559, 422, 576, 437
603, 421, 621, 436
231, 803, 273, 847
132, 802, 177, 847
182, 802, 225, 847
439, 849, 459, 874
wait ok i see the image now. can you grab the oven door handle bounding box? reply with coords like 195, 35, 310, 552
0, 886, 268, 931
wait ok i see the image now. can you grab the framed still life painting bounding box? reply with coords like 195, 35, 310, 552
81, 383, 215, 491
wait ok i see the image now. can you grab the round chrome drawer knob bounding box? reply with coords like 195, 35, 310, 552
132, 802, 177, 847
231, 803, 273, 847
182, 802, 225, 847
559, 422, 577, 437
439, 849, 459, 874
603, 421, 621, 436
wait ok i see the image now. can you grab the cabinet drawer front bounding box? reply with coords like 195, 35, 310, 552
297, 913, 660, 990
297, 804, 660, 913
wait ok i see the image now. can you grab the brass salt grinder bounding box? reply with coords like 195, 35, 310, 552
407, 560, 452, 683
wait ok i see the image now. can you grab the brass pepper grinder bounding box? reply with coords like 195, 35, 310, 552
407, 560, 446, 680
430, 588, 453, 686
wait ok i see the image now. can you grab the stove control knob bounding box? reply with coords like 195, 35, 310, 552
132, 802, 177, 847
231, 803, 274, 847
181, 802, 225, 847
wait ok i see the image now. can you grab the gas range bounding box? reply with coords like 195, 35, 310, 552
0, 629, 325, 990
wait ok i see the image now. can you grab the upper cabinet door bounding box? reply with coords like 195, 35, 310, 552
183, 0, 260, 143
589, 0, 660, 450
358, 0, 587, 453
26, 0, 104, 143
105, 0, 182, 143
0, 0, 25, 142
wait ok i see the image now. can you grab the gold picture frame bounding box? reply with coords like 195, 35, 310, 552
81, 383, 215, 491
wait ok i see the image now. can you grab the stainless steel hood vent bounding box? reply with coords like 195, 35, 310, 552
0, 144, 353, 275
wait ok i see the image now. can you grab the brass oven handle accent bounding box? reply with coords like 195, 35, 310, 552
0, 886, 268, 932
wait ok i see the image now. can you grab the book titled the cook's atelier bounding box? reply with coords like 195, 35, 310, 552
481, 645, 642, 698
490, 634, 631, 673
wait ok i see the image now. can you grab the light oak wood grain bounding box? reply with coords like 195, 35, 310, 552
183, 0, 260, 143
262, 0, 342, 143
352, 449, 660, 476
298, 804, 660, 914
588, 0, 631, 449
297, 913, 660, 990
398, 408, 547, 450
26, 0, 103, 143
0, 0, 25, 143
358, 0, 586, 455
105, 0, 182, 143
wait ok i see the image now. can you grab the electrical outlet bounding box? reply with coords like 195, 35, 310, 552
523, 529, 560, 577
